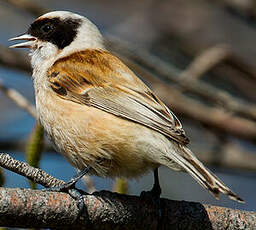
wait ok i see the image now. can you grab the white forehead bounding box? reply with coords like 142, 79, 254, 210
38, 11, 84, 20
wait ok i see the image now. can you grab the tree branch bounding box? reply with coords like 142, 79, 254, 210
0, 153, 64, 188
0, 80, 36, 118
0, 188, 255, 229
179, 44, 231, 80
0, 152, 96, 199
0, 153, 255, 229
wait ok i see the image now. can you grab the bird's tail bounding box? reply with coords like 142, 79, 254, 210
164, 144, 244, 203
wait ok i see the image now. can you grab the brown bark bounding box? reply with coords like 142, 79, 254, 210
0, 187, 255, 230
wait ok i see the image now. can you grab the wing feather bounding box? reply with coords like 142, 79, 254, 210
48, 49, 189, 144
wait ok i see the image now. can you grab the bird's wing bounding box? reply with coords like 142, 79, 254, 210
48, 49, 189, 145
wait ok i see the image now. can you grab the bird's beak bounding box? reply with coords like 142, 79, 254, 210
9, 34, 36, 49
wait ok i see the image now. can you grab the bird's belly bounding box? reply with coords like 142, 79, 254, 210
36, 92, 161, 178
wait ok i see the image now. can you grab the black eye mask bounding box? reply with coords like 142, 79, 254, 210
28, 17, 82, 49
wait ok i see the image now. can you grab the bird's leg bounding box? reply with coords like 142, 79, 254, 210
46, 166, 91, 192
44, 165, 92, 192
140, 168, 162, 217
151, 168, 162, 218
151, 168, 162, 198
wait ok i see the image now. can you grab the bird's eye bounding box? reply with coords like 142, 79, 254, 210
41, 24, 53, 33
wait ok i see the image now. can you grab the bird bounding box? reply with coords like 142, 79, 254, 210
9, 11, 244, 203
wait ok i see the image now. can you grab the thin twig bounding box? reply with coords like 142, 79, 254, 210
0, 153, 64, 188
3, 0, 48, 16
0, 153, 96, 193
0, 79, 36, 118
179, 44, 231, 80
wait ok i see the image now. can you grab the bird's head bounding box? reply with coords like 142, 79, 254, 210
9, 11, 105, 68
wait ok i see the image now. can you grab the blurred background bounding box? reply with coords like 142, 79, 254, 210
0, 0, 256, 215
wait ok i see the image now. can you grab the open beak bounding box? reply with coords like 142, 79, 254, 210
9, 34, 36, 49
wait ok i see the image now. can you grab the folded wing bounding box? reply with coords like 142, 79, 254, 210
48, 49, 189, 145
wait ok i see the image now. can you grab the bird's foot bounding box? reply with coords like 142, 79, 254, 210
43, 167, 91, 218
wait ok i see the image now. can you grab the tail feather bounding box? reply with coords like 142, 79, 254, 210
165, 144, 244, 203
